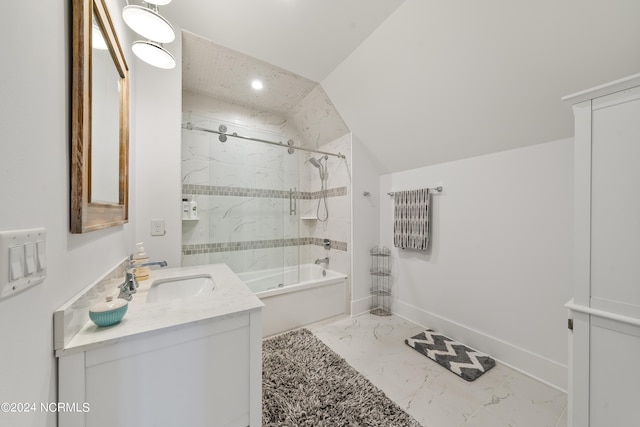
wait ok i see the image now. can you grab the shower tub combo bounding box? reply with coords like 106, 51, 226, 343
237, 264, 347, 337
182, 118, 349, 337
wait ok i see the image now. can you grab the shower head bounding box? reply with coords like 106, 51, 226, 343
308, 156, 328, 181
308, 155, 327, 168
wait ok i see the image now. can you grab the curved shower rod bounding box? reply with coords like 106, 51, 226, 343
183, 122, 346, 159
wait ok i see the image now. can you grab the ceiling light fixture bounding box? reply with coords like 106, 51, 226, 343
123, 1, 176, 69
251, 80, 264, 90
122, 3, 175, 43
132, 40, 176, 69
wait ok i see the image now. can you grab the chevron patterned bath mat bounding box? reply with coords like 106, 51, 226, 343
405, 329, 495, 381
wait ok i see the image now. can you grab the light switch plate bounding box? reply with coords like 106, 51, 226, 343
0, 228, 46, 300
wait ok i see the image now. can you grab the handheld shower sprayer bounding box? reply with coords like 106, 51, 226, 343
306, 155, 329, 221
307, 155, 328, 180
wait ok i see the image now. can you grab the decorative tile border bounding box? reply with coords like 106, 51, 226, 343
183, 237, 347, 254
182, 184, 348, 199
300, 187, 349, 200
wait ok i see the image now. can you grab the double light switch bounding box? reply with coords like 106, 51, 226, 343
0, 228, 47, 300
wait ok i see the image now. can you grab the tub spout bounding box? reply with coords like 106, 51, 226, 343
315, 257, 329, 265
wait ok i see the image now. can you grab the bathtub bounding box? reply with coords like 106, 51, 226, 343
236, 264, 348, 337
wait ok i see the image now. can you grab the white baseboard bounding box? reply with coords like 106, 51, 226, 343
351, 296, 372, 317
394, 300, 568, 392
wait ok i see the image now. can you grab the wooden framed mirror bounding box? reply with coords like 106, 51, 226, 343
71, 0, 129, 233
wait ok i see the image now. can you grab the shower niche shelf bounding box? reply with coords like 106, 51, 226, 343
370, 246, 391, 316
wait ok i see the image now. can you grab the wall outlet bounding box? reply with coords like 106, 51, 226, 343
150, 219, 165, 236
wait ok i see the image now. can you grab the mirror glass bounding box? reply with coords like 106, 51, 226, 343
91, 13, 121, 204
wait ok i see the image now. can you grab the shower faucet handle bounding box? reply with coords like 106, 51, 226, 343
323, 239, 331, 249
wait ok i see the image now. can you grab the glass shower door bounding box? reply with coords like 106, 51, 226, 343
181, 113, 299, 290
282, 145, 300, 287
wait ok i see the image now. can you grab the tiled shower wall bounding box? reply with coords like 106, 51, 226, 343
300, 133, 351, 278
181, 91, 351, 286
181, 115, 299, 273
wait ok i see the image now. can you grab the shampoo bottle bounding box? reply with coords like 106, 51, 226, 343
182, 198, 190, 219
189, 196, 198, 220
133, 242, 150, 281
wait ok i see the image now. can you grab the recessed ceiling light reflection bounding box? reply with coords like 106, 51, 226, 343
251, 80, 264, 90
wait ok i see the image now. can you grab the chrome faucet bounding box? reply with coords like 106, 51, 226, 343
117, 258, 167, 301
315, 257, 329, 265
118, 268, 138, 301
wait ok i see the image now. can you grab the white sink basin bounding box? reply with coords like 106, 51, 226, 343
146, 274, 216, 303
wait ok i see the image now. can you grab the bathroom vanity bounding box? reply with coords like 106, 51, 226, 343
54, 263, 264, 427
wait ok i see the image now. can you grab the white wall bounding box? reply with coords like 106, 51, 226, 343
321, 0, 640, 173
133, 36, 183, 268
350, 135, 383, 314
0, 1, 135, 426
380, 138, 573, 390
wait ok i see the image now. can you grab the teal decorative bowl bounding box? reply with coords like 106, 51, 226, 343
89, 296, 128, 327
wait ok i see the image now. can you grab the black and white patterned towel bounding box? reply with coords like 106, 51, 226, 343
393, 188, 431, 250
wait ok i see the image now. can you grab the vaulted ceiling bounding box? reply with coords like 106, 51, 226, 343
164, 0, 404, 82
165, 0, 640, 173
181, 31, 319, 115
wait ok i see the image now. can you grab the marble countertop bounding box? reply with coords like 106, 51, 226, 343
55, 264, 263, 357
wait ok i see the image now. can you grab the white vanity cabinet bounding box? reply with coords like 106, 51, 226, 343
58, 311, 262, 427
564, 74, 640, 427
54, 264, 264, 427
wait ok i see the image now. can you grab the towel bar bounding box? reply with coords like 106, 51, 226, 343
387, 186, 443, 196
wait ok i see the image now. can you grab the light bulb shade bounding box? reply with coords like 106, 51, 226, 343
132, 40, 176, 69
92, 24, 109, 50
122, 5, 175, 43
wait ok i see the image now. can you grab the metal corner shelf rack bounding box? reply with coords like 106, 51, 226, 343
370, 245, 391, 316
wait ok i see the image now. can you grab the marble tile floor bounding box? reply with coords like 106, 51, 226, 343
307, 314, 567, 427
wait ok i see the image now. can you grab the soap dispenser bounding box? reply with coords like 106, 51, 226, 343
133, 242, 150, 281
